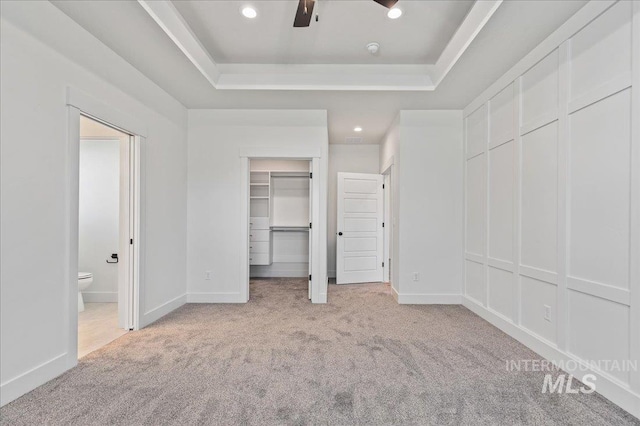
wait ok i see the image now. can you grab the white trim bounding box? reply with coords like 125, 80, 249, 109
239, 146, 321, 159
187, 292, 245, 303
391, 286, 399, 302
380, 155, 394, 176
137, 0, 220, 87
0, 353, 68, 406
567, 72, 632, 114
139, 294, 187, 328
488, 137, 514, 151
82, 292, 118, 303
66, 107, 80, 368
487, 257, 514, 272
566, 277, 630, 306
629, 0, 640, 393
556, 39, 570, 353
464, 0, 618, 116
519, 265, 559, 286
519, 112, 558, 137
396, 293, 462, 305
239, 152, 327, 304
465, 252, 484, 265
139, 1, 500, 92
66, 87, 147, 137
430, 0, 503, 86
463, 296, 640, 419
310, 157, 325, 303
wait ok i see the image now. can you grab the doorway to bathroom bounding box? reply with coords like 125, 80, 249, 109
76, 115, 134, 358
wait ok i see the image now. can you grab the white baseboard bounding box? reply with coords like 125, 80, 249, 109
314, 293, 327, 304
462, 296, 640, 420
140, 293, 187, 328
0, 353, 69, 406
392, 286, 399, 302
396, 293, 462, 304
187, 292, 245, 303
82, 291, 117, 303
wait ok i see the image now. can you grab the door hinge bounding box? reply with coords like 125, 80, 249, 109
382, 262, 385, 267
309, 222, 312, 229
309, 172, 313, 179
309, 274, 312, 281
130, 238, 133, 245
382, 222, 385, 228
382, 183, 385, 189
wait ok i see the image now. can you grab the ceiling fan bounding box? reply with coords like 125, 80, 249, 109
293, 0, 399, 27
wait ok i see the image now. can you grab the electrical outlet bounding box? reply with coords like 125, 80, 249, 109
544, 305, 551, 322
205, 271, 212, 280
412, 272, 419, 282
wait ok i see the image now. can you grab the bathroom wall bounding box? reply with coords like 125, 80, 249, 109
78, 137, 120, 302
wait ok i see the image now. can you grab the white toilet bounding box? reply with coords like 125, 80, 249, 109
78, 272, 93, 312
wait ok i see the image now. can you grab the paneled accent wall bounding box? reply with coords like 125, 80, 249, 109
463, 1, 639, 417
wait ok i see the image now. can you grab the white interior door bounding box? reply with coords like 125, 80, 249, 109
336, 172, 383, 284
308, 162, 312, 299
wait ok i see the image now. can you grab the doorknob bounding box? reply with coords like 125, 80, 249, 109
338, 232, 343, 236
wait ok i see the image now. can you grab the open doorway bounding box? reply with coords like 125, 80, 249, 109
77, 115, 134, 358
248, 159, 312, 301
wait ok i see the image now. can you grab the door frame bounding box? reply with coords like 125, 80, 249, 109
382, 172, 391, 283
66, 87, 145, 365
381, 156, 395, 289
239, 147, 327, 303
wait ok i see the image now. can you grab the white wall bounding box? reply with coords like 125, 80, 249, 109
462, 1, 639, 418
397, 111, 463, 303
250, 159, 311, 278
380, 116, 401, 293
328, 144, 380, 277
187, 110, 328, 302
78, 139, 120, 302
1, 1, 188, 406
379, 112, 463, 301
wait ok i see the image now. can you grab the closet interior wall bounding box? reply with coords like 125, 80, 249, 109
250, 160, 311, 278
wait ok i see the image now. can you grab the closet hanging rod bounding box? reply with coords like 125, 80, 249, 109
270, 226, 310, 232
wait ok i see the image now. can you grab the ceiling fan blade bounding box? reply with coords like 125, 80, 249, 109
293, 0, 316, 27
372, 0, 398, 8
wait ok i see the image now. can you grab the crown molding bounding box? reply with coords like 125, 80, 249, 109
138, 0, 502, 91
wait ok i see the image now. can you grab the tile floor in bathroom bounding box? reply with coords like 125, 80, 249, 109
78, 303, 128, 358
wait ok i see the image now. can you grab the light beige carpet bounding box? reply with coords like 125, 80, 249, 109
1, 279, 637, 425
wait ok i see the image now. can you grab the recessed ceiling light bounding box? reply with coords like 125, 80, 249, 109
354, 126, 363, 132
387, 8, 402, 19
242, 6, 257, 19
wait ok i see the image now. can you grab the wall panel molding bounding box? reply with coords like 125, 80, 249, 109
463, 0, 639, 417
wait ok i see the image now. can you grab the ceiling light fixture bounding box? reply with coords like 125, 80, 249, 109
354, 126, 363, 132
387, 8, 402, 19
242, 6, 257, 19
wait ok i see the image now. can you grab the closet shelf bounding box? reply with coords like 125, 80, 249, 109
270, 171, 309, 178
250, 196, 269, 199
270, 226, 309, 232
250, 183, 270, 186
